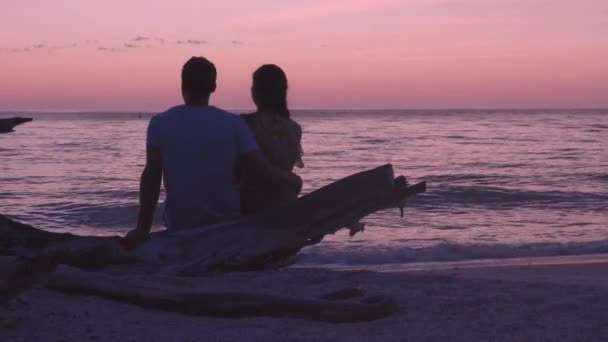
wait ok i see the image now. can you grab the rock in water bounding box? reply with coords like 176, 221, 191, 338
0, 117, 33, 133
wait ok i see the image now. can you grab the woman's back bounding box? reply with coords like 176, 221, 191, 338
242, 112, 302, 171
240, 111, 303, 214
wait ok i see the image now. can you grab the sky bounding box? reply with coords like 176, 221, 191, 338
1, 0, 607, 111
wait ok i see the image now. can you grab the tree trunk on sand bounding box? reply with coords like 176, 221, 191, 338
140, 164, 425, 276
0, 215, 135, 269
0, 164, 426, 276
43, 265, 394, 322
0, 256, 54, 304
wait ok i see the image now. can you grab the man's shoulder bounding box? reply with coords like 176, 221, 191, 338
147, 106, 181, 127
206, 107, 249, 128
207, 106, 241, 120
150, 105, 243, 126
152, 105, 186, 119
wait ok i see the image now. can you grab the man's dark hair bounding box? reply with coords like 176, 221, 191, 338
181, 57, 217, 97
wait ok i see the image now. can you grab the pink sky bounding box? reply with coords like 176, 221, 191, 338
1, 0, 607, 111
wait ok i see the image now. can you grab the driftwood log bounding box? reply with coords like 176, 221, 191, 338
0, 257, 394, 322
0, 164, 425, 321
0, 256, 55, 305
0, 117, 32, 133
43, 265, 394, 322
1, 164, 425, 275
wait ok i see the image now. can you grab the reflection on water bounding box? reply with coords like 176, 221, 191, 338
1, 110, 607, 264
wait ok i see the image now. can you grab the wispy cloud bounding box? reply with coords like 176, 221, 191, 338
130, 35, 166, 44
132, 36, 150, 42
0, 36, 248, 54
176, 39, 208, 45
0, 43, 67, 53
97, 46, 118, 52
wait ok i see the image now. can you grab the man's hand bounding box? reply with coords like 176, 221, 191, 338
291, 173, 303, 194
122, 228, 149, 250
240, 151, 303, 194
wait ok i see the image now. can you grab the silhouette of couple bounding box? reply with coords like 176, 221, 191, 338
124, 57, 303, 247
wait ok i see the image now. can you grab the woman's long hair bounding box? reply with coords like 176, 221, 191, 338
252, 64, 290, 118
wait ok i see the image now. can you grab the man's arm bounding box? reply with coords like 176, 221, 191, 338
235, 116, 302, 193
239, 150, 302, 193
123, 145, 162, 249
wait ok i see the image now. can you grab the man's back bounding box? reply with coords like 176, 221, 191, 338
147, 105, 257, 230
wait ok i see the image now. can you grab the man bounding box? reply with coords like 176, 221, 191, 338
123, 57, 301, 248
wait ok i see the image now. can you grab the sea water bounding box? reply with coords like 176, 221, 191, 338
1, 109, 607, 266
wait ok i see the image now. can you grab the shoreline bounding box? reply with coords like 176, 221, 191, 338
3, 255, 608, 340
303, 252, 608, 273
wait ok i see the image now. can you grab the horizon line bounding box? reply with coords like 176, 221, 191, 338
1, 107, 608, 114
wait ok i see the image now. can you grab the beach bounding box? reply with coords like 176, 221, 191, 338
3, 0, 607, 339
3, 255, 608, 341
1, 111, 607, 340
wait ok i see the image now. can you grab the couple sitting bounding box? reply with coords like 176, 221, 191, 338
124, 57, 303, 248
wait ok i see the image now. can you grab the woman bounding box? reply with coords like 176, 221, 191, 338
240, 64, 304, 214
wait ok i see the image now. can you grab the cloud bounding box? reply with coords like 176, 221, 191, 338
127, 36, 165, 47
0, 46, 33, 53
176, 39, 208, 45
1, 36, 250, 54
0, 43, 60, 53
97, 46, 118, 52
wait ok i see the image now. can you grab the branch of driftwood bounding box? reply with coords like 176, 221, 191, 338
43, 264, 394, 322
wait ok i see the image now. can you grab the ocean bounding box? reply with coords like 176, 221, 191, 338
1, 109, 607, 267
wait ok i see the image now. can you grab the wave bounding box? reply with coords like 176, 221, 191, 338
7, 202, 165, 231
424, 172, 608, 185
415, 185, 608, 210
591, 174, 608, 182
422, 173, 512, 183
297, 240, 608, 265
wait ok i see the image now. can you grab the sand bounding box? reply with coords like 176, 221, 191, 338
2, 255, 608, 341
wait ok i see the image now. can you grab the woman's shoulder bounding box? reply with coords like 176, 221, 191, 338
239, 112, 258, 126
239, 111, 257, 118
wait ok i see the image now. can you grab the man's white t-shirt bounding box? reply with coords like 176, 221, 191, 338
146, 105, 258, 230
